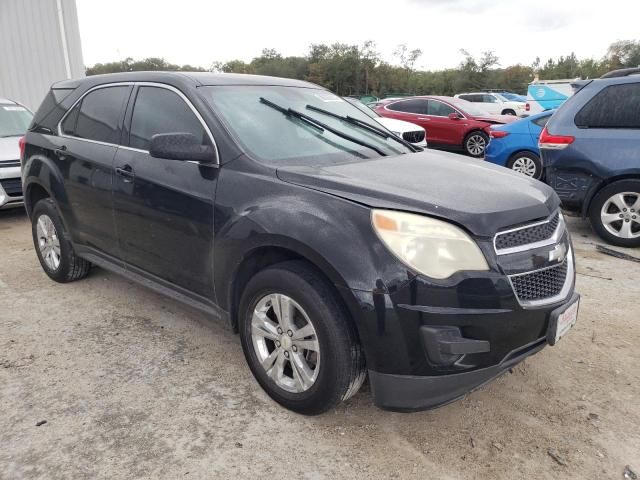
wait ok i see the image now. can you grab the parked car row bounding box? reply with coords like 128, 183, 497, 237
0, 98, 32, 209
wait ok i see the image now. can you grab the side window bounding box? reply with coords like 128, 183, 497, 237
575, 83, 640, 129
427, 100, 456, 117
61, 104, 79, 135
71, 86, 130, 143
483, 94, 498, 103
129, 86, 210, 151
533, 115, 551, 128
386, 99, 429, 114
458, 95, 472, 102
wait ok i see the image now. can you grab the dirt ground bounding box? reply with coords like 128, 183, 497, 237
1, 207, 639, 480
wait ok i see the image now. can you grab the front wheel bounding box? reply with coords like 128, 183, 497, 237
464, 131, 488, 157
589, 180, 640, 247
238, 261, 366, 415
507, 152, 542, 179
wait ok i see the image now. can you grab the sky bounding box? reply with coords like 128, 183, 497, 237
76, 0, 640, 71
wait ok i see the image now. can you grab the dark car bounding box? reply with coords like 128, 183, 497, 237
373, 95, 517, 157
22, 72, 579, 414
540, 68, 640, 247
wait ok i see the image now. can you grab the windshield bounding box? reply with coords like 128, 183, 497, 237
449, 99, 491, 117
203, 86, 410, 164
343, 98, 380, 119
0, 104, 32, 137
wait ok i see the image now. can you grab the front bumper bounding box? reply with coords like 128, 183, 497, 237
0, 165, 24, 209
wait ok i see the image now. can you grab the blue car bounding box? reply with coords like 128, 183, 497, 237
541, 67, 640, 247
485, 110, 553, 180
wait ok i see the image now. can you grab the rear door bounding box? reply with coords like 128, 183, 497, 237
57, 84, 132, 256
382, 99, 430, 138
112, 84, 219, 299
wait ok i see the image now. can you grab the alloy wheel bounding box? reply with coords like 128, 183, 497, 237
36, 214, 61, 270
600, 192, 640, 239
466, 134, 486, 156
511, 156, 538, 177
251, 293, 320, 393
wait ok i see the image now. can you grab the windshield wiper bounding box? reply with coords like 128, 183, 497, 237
259, 97, 387, 157
306, 104, 419, 152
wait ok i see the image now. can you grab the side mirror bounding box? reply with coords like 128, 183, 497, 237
448, 112, 462, 120
149, 133, 216, 163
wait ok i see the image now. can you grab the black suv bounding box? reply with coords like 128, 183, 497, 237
22, 72, 579, 414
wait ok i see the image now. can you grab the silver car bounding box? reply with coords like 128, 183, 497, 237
0, 98, 32, 209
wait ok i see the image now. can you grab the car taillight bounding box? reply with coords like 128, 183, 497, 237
489, 130, 509, 139
539, 127, 574, 150
18, 136, 26, 163
525, 103, 530, 111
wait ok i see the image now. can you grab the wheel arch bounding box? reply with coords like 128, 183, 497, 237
582, 173, 640, 218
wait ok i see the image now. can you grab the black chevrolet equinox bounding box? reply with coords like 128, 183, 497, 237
21, 72, 580, 414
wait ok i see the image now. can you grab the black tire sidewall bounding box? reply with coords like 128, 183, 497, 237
464, 131, 488, 157
31, 199, 75, 281
507, 152, 542, 180
589, 180, 640, 248
238, 263, 356, 414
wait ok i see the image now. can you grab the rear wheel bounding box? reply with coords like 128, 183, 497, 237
589, 180, 640, 247
238, 261, 366, 415
31, 198, 91, 282
507, 152, 542, 179
464, 131, 488, 157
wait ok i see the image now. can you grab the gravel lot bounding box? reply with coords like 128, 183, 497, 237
1, 207, 639, 479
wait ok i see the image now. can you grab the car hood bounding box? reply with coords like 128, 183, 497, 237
0, 136, 20, 161
276, 150, 558, 237
374, 117, 424, 133
472, 114, 518, 124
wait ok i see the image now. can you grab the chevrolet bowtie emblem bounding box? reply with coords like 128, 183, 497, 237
548, 243, 568, 263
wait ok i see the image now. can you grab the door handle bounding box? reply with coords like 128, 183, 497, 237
54, 145, 67, 159
115, 165, 135, 182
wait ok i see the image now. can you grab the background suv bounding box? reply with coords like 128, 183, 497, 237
455, 92, 527, 117
540, 68, 640, 247
0, 98, 32, 209
374, 96, 516, 157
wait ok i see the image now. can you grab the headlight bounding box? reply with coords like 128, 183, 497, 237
372, 210, 489, 279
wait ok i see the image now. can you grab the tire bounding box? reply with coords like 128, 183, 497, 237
238, 260, 366, 415
501, 109, 516, 116
464, 131, 488, 157
31, 198, 92, 282
507, 151, 543, 179
589, 180, 640, 247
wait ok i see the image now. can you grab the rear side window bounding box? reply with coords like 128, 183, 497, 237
62, 86, 130, 143
386, 99, 429, 114
533, 115, 551, 128
129, 86, 209, 151
575, 83, 640, 129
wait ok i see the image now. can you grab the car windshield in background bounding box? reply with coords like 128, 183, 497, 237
0, 104, 32, 137
203, 86, 410, 164
450, 99, 491, 117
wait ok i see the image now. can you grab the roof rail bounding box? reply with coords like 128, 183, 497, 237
600, 67, 640, 78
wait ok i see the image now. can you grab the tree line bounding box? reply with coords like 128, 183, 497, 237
85, 39, 640, 97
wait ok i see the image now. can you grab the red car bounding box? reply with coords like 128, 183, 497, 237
372, 96, 517, 157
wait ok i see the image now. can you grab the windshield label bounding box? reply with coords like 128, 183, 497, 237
314, 93, 344, 103
2, 106, 26, 111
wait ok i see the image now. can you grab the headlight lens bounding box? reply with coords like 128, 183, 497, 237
372, 210, 489, 279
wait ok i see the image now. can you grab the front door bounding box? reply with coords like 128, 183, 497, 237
426, 100, 466, 146
112, 85, 219, 299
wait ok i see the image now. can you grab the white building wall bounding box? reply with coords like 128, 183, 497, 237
0, 0, 84, 110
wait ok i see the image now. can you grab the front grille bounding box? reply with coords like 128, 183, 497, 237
0, 178, 22, 197
495, 211, 560, 251
402, 130, 425, 143
0, 160, 20, 168
510, 260, 568, 302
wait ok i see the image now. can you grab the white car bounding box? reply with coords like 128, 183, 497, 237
454, 92, 526, 117
0, 98, 32, 209
344, 98, 427, 148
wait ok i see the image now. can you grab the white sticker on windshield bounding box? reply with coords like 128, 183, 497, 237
314, 93, 344, 103
2, 106, 26, 111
